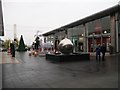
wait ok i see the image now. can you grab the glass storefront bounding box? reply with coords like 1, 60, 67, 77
68, 25, 84, 52
86, 16, 111, 52
67, 16, 111, 52
45, 35, 54, 45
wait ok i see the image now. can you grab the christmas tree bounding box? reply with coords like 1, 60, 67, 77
17, 35, 26, 51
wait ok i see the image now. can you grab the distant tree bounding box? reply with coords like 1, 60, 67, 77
17, 35, 26, 51
4, 39, 11, 49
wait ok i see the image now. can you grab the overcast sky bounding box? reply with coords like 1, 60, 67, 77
0, 0, 119, 45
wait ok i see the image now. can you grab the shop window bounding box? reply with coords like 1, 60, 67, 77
87, 16, 110, 36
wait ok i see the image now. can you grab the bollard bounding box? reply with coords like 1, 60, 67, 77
32, 51, 35, 55
29, 51, 32, 56
34, 52, 37, 57
7, 48, 11, 55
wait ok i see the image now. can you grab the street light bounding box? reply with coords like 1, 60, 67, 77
81, 34, 83, 36
104, 30, 107, 34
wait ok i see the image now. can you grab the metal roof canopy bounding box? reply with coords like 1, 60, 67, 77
42, 5, 120, 36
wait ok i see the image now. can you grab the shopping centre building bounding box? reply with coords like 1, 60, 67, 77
43, 4, 120, 53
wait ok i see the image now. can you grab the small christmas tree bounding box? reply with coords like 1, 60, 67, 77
17, 35, 26, 51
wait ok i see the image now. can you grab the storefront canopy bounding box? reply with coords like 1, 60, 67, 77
42, 4, 120, 36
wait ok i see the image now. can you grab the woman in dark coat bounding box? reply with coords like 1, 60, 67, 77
11, 41, 15, 57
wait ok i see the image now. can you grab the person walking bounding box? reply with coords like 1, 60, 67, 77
101, 43, 106, 61
10, 42, 13, 55
35, 36, 40, 51
95, 44, 101, 62
11, 41, 15, 57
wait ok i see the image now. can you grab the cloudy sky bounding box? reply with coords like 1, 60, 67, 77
0, 0, 119, 45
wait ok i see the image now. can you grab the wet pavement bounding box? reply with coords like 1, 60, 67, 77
1, 51, 119, 88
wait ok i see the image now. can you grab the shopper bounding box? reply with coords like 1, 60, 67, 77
95, 44, 101, 62
11, 41, 15, 57
101, 43, 106, 61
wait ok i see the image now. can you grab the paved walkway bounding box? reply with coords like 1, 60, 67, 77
1, 51, 119, 88
0, 52, 19, 64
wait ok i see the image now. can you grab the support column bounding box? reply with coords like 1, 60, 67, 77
115, 13, 119, 53
118, 11, 120, 52
83, 24, 88, 52
50, 35, 52, 43
110, 14, 116, 53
